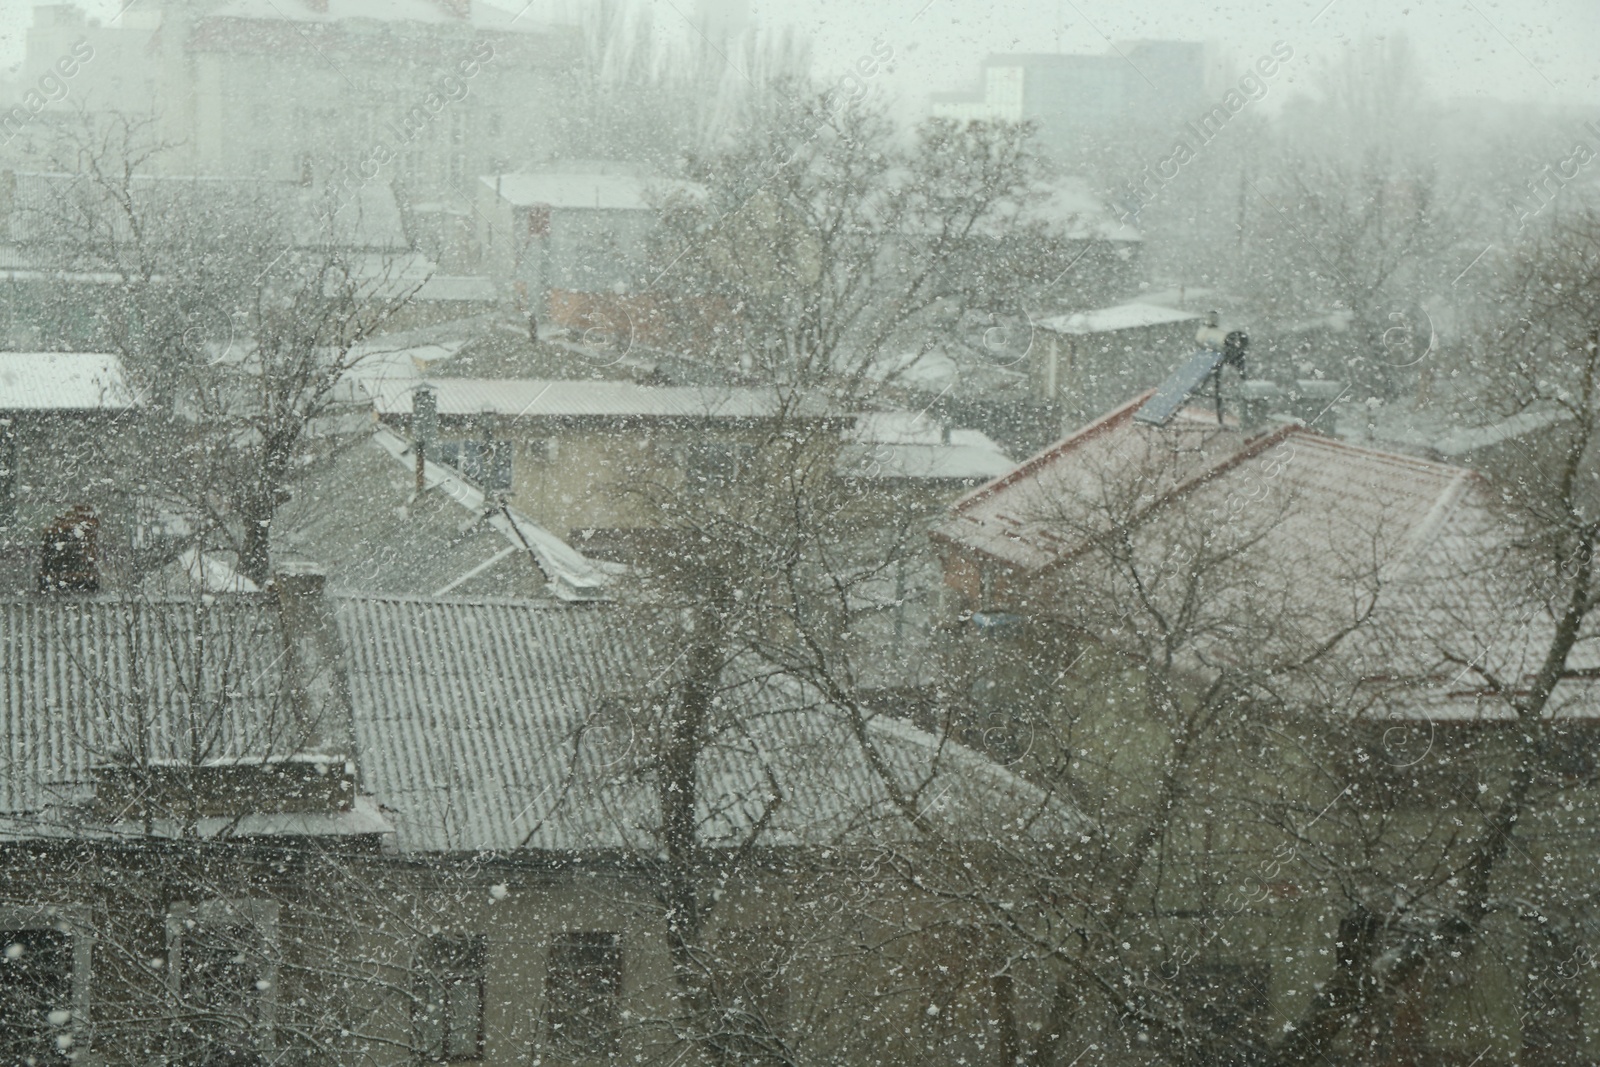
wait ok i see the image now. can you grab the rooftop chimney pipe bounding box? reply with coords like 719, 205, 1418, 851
413, 384, 438, 492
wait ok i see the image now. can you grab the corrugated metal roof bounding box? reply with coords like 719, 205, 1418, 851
336, 597, 1081, 854
275, 430, 554, 600
0, 352, 137, 411
0, 597, 298, 823
0, 595, 1076, 851
176, 428, 612, 602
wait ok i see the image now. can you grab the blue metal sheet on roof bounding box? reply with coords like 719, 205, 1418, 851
1134, 349, 1223, 426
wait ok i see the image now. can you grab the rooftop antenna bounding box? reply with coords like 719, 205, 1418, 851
1134, 312, 1249, 427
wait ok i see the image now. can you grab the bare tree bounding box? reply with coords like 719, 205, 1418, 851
648, 93, 1048, 392
21, 112, 422, 586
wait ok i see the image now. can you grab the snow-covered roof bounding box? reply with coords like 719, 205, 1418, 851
931, 393, 1600, 721
481, 172, 705, 211
1036, 302, 1201, 336
369, 378, 829, 421
838, 412, 1014, 483
0, 352, 137, 411
1432, 410, 1565, 457
366, 427, 612, 601
203, 0, 551, 32
414, 275, 497, 303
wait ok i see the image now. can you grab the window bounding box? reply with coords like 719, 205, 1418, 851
0, 928, 73, 1063
1175, 962, 1269, 1065
1524, 925, 1585, 1067
415, 934, 487, 1061
435, 439, 512, 492
685, 442, 752, 490
0, 419, 15, 522
169, 900, 277, 1059
717, 927, 788, 1053
545, 932, 621, 1054
38, 505, 99, 593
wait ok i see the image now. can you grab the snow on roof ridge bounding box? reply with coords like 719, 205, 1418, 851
368, 426, 612, 599
945, 390, 1157, 518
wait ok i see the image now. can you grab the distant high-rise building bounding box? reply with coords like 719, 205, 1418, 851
695, 0, 751, 40
9, 0, 577, 207
932, 41, 1208, 157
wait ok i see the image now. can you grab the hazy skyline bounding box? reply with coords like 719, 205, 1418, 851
2, 0, 1596, 114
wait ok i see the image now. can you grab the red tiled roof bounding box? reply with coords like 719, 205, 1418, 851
932, 396, 1600, 722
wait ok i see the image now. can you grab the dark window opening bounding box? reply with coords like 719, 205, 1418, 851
176, 916, 271, 1060
0, 928, 73, 1064
545, 932, 621, 1054
415, 934, 487, 1061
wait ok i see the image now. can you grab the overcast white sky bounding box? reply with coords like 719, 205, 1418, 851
3, 0, 1596, 112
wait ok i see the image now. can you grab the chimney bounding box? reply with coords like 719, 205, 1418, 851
413, 383, 439, 491
272, 562, 357, 764
38, 506, 99, 594
1240, 380, 1284, 434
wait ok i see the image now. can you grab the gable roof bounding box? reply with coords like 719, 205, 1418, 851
932, 395, 1600, 722
933, 393, 1471, 576
196, 427, 612, 602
